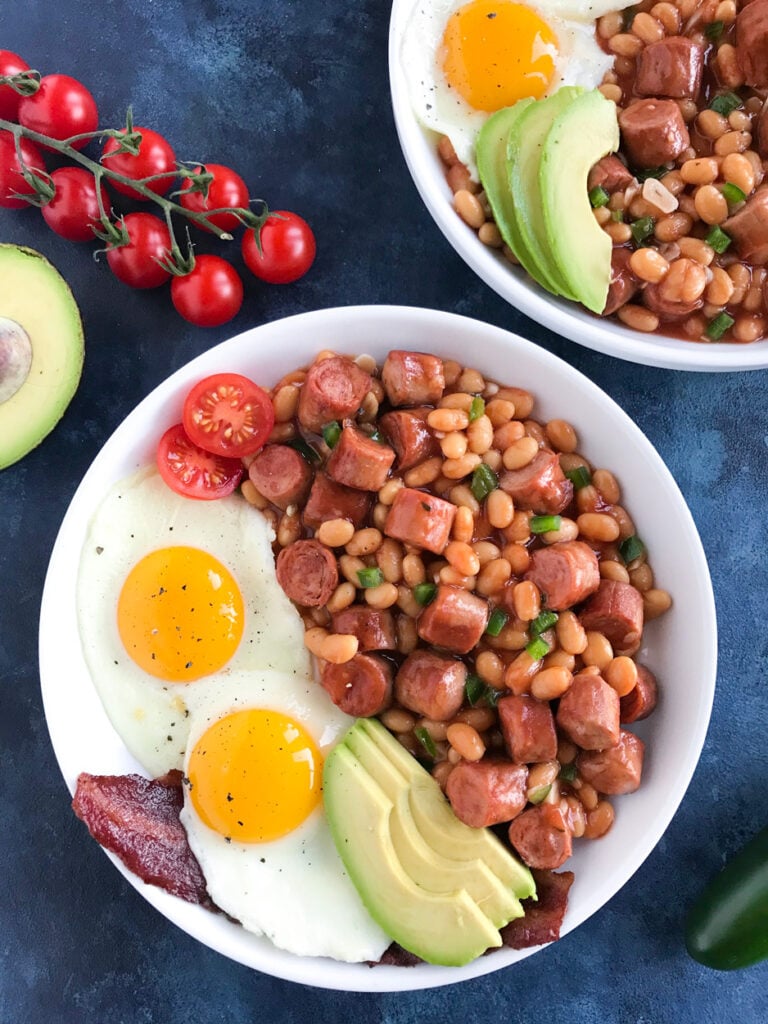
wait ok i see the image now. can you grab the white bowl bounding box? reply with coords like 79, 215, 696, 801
39, 305, 716, 991
388, 0, 768, 372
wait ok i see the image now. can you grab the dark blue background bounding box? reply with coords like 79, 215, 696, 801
1, 2, 767, 1021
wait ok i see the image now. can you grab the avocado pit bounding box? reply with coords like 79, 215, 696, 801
0, 317, 33, 404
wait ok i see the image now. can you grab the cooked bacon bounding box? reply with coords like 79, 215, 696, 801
500, 869, 574, 950
72, 770, 213, 909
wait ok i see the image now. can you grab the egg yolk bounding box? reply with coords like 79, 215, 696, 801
187, 709, 322, 843
440, 0, 558, 111
117, 545, 244, 683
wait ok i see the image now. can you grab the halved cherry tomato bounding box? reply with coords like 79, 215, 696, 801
241, 210, 316, 284
182, 373, 275, 458
178, 163, 250, 233
0, 50, 30, 121
18, 74, 98, 150
156, 423, 243, 500
101, 127, 176, 199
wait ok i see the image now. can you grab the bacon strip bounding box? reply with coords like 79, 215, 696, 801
500, 869, 574, 950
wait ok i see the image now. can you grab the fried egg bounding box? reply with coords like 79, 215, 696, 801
401, 0, 635, 177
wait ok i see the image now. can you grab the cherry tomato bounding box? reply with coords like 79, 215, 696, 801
101, 127, 176, 200
18, 74, 98, 150
171, 255, 243, 328
241, 210, 316, 284
156, 423, 243, 500
178, 163, 250, 233
41, 167, 108, 241
0, 130, 45, 208
182, 373, 275, 458
0, 50, 30, 121
106, 212, 172, 289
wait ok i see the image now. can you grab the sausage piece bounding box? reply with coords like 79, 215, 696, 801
620, 664, 659, 723
381, 350, 445, 407
524, 541, 600, 611
635, 37, 705, 99
499, 449, 573, 515
602, 247, 640, 317
302, 472, 373, 529
331, 606, 397, 651
379, 408, 440, 471
588, 155, 635, 194
384, 486, 456, 554
394, 649, 467, 720
556, 672, 620, 751
508, 804, 573, 870
446, 760, 528, 829
619, 99, 690, 169
320, 653, 393, 717
579, 579, 644, 656
724, 188, 768, 265
577, 730, 645, 795
498, 695, 558, 764
297, 356, 372, 433
416, 585, 489, 654
247, 444, 313, 510
737, 0, 768, 88
275, 539, 338, 607
326, 423, 396, 491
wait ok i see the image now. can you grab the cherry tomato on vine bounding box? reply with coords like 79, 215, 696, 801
182, 373, 275, 458
18, 74, 98, 150
0, 50, 30, 121
241, 210, 316, 284
101, 127, 176, 199
0, 130, 45, 208
171, 255, 243, 328
178, 163, 250, 233
41, 167, 108, 241
156, 423, 243, 500
106, 212, 172, 289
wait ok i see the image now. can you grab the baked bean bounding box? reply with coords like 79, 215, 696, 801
346, 527, 383, 557
339, 554, 366, 584
654, 212, 694, 243
457, 367, 485, 394
617, 305, 660, 333
476, 557, 512, 597
486, 488, 515, 529
487, 623, 528, 652
502, 436, 539, 470
530, 666, 573, 701
397, 584, 422, 618
268, 422, 296, 443
272, 384, 300, 423
452, 505, 475, 544
442, 359, 462, 386
482, 448, 503, 472
494, 420, 526, 450
545, 419, 578, 453
677, 237, 714, 267
358, 391, 379, 424
404, 457, 443, 487
651, 1, 680, 31
631, 10, 664, 42
364, 582, 399, 610
467, 414, 494, 454
372, 502, 389, 532
630, 562, 654, 592
485, 398, 516, 426
402, 552, 426, 587
378, 477, 403, 506
440, 431, 468, 460
543, 649, 576, 672
577, 512, 621, 543
445, 540, 481, 577
501, 542, 529, 574
604, 656, 639, 698
660, 257, 707, 303
714, 130, 751, 156
524, 420, 547, 446
512, 580, 541, 622
454, 189, 485, 229
326, 582, 356, 615
496, 386, 533, 418
644, 587, 673, 619
277, 510, 302, 547
727, 263, 750, 303
449, 483, 481, 514
680, 157, 718, 185
697, 108, 728, 140
584, 801, 615, 840
694, 184, 728, 225
380, 708, 416, 735
575, 484, 600, 514
598, 10, 623, 37
592, 468, 620, 504
439, 392, 473, 412
475, 649, 505, 688
557, 737, 578, 765
733, 314, 766, 342
439, 566, 476, 589
428, 408, 468, 433
611, 505, 636, 540
605, 221, 633, 244
556, 611, 588, 656
431, 760, 454, 791
600, 559, 631, 583
562, 795, 587, 839
504, 510, 532, 544
438, 135, 458, 165
721, 153, 756, 201
503, 649, 542, 694
443, 452, 482, 479
527, 761, 559, 795
541, 517, 579, 545
629, 247, 669, 283
715, 43, 744, 90
473, 540, 502, 565
319, 632, 359, 665
419, 718, 449, 743
376, 538, 404, 583
582, 631, 614, 670
676, 98, 698, 124
593, 207, 612, 229
608, 32, 643, 56
241, 479, 269, 509
396, 614, 419, 654
599, 82, 623, 103
454, 706, 496, 731
715, 0, 737, 23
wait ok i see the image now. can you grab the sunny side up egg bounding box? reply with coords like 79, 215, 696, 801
76, 465, 391, 962
400, 0, 635, 178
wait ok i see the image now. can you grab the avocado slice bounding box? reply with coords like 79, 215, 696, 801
539, 89, 620, 313
0, 245, 84, 470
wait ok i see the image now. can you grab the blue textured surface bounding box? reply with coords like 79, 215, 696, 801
1, 2, 767, 1021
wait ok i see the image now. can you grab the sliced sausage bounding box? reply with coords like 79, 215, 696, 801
297, 356, 372, 434
724, 188, 768, 265
508, 804, 573, 870
331, 606, 397, 651
588, 155, 635, 194
325, 422, 396, 491
756, 105, 768, 159
247, 444, 313, 510
275, 539, 338, 607
394, 649, 467, 720
498, 695, 558, 764
302, 472, 372, 529
737, 0, 768, 89
499, 449, 573, 515
619, 99, 690, 169
556, 672, 620, 751
620, 664, 659, 723
416, 585, 489, 654
381, 350, 445, 407
642, 278, 703, 321
579, 579, 644, 656
524, 541, 600, 611
602, 247, 640, 317
384, 486, 456, 554
320, 653, 393, 717
445, 760, 528, 829
577, 730, 645, 795
379, 407, 440, 471
635, 37, 705, 99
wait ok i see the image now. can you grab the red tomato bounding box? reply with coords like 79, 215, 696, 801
178, 163, 250, 233
101, 127, 176, 199
41, 167, 108, 241
0, 50, 30, 121
182, 373, 275, 458
18, 74, 98, 150
170, 255, 243, 328
106, 212, 172, 289
0, 130, 45, 208
156, 423, 243, 500
241, 210, 316, 284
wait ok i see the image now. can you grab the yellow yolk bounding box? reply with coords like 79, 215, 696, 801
117, 545, 244, 683
187, 709, 322, 842
440, 0, 558, 111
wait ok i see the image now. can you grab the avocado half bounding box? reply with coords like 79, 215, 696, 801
0, 245, 84, 470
